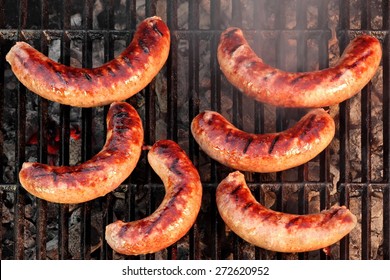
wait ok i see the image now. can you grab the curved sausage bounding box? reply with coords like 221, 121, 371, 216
18, 102, 143, 204
216, 171, 357, 252
105, 140, 202, 255
6, 16, 170, 108
191, 108, 335, 173
218, 28, 382, 108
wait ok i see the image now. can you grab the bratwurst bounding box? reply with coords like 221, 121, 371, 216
19, 102, 143, 204
218, 28, 382, 107
105, 140, 202, 255
6, 16, 170, 107
191, 108, 335, 173
216, 171, 357, 252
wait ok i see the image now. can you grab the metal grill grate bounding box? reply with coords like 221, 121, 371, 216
0, 0, 389, 260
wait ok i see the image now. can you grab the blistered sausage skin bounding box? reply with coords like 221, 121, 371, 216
19, 102, 143, 204
191, 108, 335, 173
217, 171, 357, 252
105, 140, 202, 255
6, 16, 170, 108
218, 28, 382, 108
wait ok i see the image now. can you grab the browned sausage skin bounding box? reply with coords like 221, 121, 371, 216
105, 140, 202, 255
191, 108, 335, 173
6, 16, 170, 108
217, 171, 357, 252
218, 28, 382, 108
19, 102, 143, 204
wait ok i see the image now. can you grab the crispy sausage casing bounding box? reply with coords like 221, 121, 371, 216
105, 140, 202, 255
19, 102, 143, 204
217, 171, 357, 252
218, 28, 382, 108
6, 16, 170, 108
191, 108, 335, 173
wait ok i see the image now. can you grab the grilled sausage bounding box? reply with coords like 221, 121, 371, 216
217, 171, 357, 252
218, 28, 382, 108
18, 102, 143, 204
191, 108, 335, 173
6, 16, 170, 108
105, 140, 202, 255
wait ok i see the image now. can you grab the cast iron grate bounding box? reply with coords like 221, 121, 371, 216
0, 0, 389, 260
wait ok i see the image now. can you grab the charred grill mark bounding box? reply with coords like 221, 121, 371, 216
13, 51, 24, 65
145, 215, 163, 235
170, 158, 183, 176
299, 114, 317, 137
224, 28, 239, 38
84, 72, 92, 81
52, 170, 59, 182
230, 185, 242, 196
233, 55, 248, 66
55, 71, 68, 85
122, 55, 133, 68
246, 60, 257, 68
145, 185, 185, 234
114, 111, 130, 119
225, 129, 233, 143
118, 223, 131, 237
104, 145, 119, 155
112, 127, 130, 135
154, 142, 170, 154
243, 137, 253, 154
318, 208, 341, 226
93, 68, 104, 78
169, 185, 185, 207
260, 212, 275, 222
299, 114, 320, 140
243, 202, 253, 210
206, 114, 215, 126
30, 165, 105, 182
30, 170, 56, 180
152, 23, 164, 36
345, 51, 372, 70
308, 114, 317, 126
345, 60, 360, 70
138, 39, 150, 54
285, 215, 316, 230
330, 71, 343, 82
262, 70, 277, 81
285, 216, 302, 229
268, 135, 280, 154
112, 115, 133, 132
290, 74, 307, 85
106, 66, 116, 77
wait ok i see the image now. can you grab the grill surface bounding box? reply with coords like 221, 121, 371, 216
0, 0, 389, 260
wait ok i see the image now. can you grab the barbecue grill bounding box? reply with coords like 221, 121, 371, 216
0, 0, 389, 260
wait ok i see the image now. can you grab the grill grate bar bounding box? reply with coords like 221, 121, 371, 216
15, 76, 27, 260
14, 0, 29, 256
361, 186, 371, 259
35, 29, 50, 260
57, 11, 72, 257
166, 5, 179, 142
339, 184, 350, 259
187, 0, 201, 260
